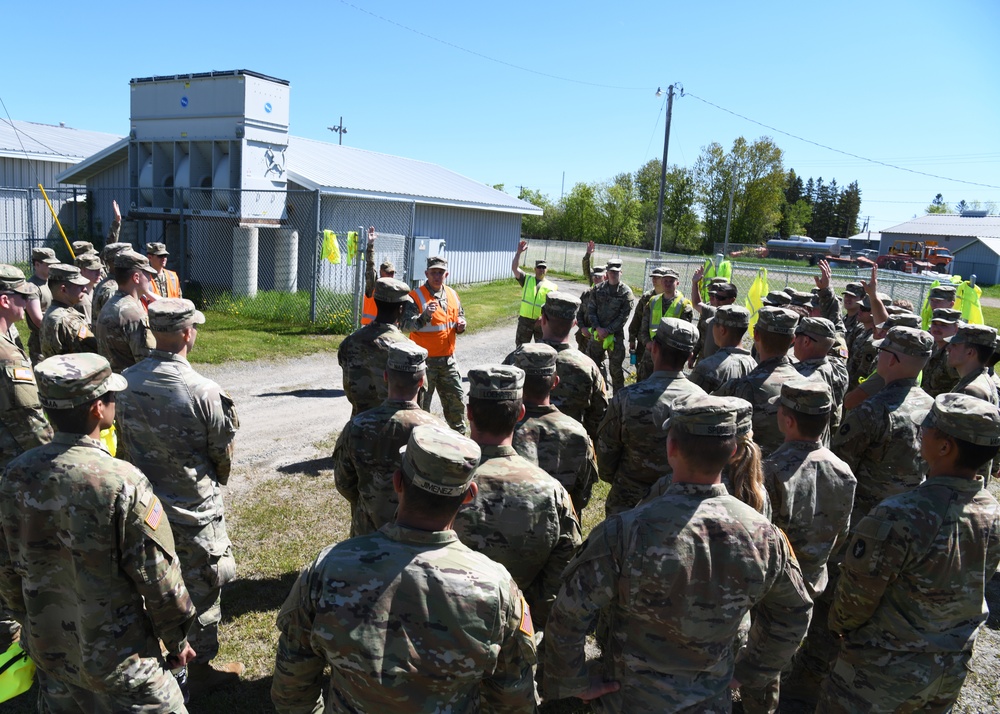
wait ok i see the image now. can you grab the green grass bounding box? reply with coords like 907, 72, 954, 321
456, 278, 524, 334
190, 313, 344, 365
981, 285, 1000, 300
983, 306, 1000, 328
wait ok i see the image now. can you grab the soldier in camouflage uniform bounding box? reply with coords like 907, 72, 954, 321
453, 365, 582, 628
511, 343, 599, 512
923, 307, 961, 397
586, 259, 635, 392
338, 277, 415, 416
715, 306, 801, 459
91, 242, 132, 323
841, 282, 864, 350
40, 263, 98, 359
598, 318, 706, 516
273, 424, 537, 713
842, 311, 921, 410
116, 299, 243, 695
0, 353, 195, 712
792, 317, 848, 437
74, 250, 103, 326
0, 265, 53, 651
946, 323, 1000, 405
817, 394, 1000, 713
690, 270, 737, 365
544, 395, 813, 712
689, 304, 756, 393
334, 342, 444, 536
576, 260, 604, 352
627, 266, 663, 368
636, 268, 695, 381
95, 250, 157, 372
25, 246, 58, 364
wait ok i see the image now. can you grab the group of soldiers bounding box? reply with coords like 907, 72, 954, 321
0, 202, 243, 711
304, 235, 1000, 714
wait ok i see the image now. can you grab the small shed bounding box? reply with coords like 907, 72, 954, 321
879, 214, 1000, 286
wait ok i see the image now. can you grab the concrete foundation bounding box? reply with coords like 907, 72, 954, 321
275, 228, 298, 292
232, 226, 259, 298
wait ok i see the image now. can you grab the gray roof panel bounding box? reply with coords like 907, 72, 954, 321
882, 214, 1000, 240
0, 119, 123, 163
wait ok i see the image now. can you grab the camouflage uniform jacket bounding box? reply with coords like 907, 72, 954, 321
832, 378, 932, 524
95, 291, 154, 372
117, 350, 239, 527
764, 440, 857, 598
843, 311, 859, 342
272, 523, 537, 713
41, 298, 98, 359
847, 330, 875, 388
26, 274, 51, 364
76, 289, 94, 325
831, 476, 1000, 655
91, 276, 118, 325
690, 346, 757, 394
333, 399, 443, 536
453, 444, 582, 627
587, 280, 635, 336
628, 289, 655, 347
794, 356, 848, 434
953, 366, 1000, 405
543, 482, 813, 710
715, 355, 800, 459
337, 322, 411, 415
817, 286, 846, 334
513, 403, 599, 513
0, 332, 52, 467
693, 304, 718, 361
0, 433, 195, 691
922, 346, 959, 398
597, 370, 707, 490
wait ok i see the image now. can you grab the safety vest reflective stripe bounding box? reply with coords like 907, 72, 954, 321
361, 293, 377, 326
408, 285, 461, 357
150, 270, 182, 298
648, 293, 688, 339
519, 277, 555, 320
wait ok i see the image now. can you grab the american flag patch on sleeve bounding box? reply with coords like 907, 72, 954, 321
144, 498, 163, 530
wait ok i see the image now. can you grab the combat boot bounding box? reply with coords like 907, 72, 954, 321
187, 660, 245, 696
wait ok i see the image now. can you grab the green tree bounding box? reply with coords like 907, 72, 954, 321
597, 173, 642, 247
518, 188, 555, 239
558, 182, 602, 243
925, 193, 950, 214
837, 181, 862, 236
661, 166, 699, 252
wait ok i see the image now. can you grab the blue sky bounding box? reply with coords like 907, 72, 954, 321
5, 0, 998, 233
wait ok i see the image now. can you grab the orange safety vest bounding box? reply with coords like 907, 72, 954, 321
408, 284, 461, 358
150, 269, 182, 298
360, 293, 377, 326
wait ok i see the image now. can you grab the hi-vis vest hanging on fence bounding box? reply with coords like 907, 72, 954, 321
519, 276, 556, 320
745, 268, 769, 338
408, 285, 461, 357
647, 293, 691, 340
700, 258, 732, 301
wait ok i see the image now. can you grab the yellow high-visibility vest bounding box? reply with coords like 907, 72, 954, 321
519, 276, 556, 320
648, 292, 691, 340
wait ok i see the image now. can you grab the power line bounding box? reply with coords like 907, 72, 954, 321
0, 99, 44, 187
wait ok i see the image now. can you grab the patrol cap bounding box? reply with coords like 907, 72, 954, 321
660, 268, 680, 280
783, 287, 797, 296
35, 353, 127, 409
399, 424, 482, 496
875, 313, 920, 331
654, 317, 698, 351
929, 284, 957, 301
756, 306, 799, 335
71, 240, 95, 254
661, 394, 739, 437
386, 341, 428, 373
726, 397, 754, 435
145, 242, 169, 256
649, 266, 667, 277
714, 304, 750, 329
944, 323, 998, 348
32, 247, 59, 265
873, 326, 934, 358
541, 291, 580, 320
842, 282, 865, 299
101, 242, 132, 263
426, 255, 448, 270
605, 259, 623, 272
710, 277, 728, 285
512, 343, 558, 375
761, 291, 792, 307
148, 298, 206, 332
0, 264, 36, 297
860, 292, 893, 310
883, 305, 910, 316
795, 317, 836, 341
709, 282, 737, 300
770, 379, 833, 415
468, 365, 524, 400
911, 393, 1000, 447
75, 252, 103, 272
114, 250, 158, 276
787, 290, 814, 308
930, 308, 962, 325
591, 266, 606, 277
379, 258, 397, 274
47, 263, 90, 287
373, 277, 413, 303
534, 259, 548, 270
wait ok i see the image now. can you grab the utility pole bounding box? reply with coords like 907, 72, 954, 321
328, 117, 347, 145
654, 84, 682, 255
723, 171, 737, 257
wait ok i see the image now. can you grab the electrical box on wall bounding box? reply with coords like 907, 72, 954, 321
410, 236, 447, 284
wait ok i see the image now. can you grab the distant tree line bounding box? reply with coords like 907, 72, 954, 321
925, 194, 997, 215
511, 136, 862, 252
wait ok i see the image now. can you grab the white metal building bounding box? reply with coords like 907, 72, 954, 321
879, 214, 1000, 286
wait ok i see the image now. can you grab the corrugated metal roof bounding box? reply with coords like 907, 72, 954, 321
882, 214, 1000, 239
963, 237, 1000, 259
0, 119, 123, 163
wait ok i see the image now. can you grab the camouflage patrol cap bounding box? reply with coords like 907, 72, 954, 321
649, 266, 667, 277
145, 242, 169, 256
883, 305, 909, 316
860, 292, 893, 310
787, 290, 814, 308
426, 255, 448, 269
756, 306, 799, 335
770, 379, 833, 415
710, 277, 728, 285
723, 397, 754, 435
468, 365, 524, 400
795, 317, 836, 341
930, 308, 962, 325
591, 266, 606, 277
399, 424, 482, 496
31, 247, 59, 265
534, 259, 548, 269
661, 394, 739, 436
875, 313, 921, 331
101, 242, 132, 263
148, 298, 206, 332
35, 353, 127, 409
714, 305, 750, 329
71, 240, 95, 254
75, 252, 103, 272
929, 284, 957, 301
114, 250, 158, 276
842, 282, 865, 299
373, 277, 413, 303
944, 323, 998, 348
541, 291, 581, 320
379, 258, 396, 274
660, 268, 680, 280
709, 282, 737, 299
512, 343, 557, 375
911, 393, 1000, 447
873, 326, 934, 358
0, 264, 37, 297
654, 317, 698, 351
761, 291, 792, 307
783, 287, 797, 296
605, 259, 623, 272
48, 263, 90, 286
386, 342, 428, 373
